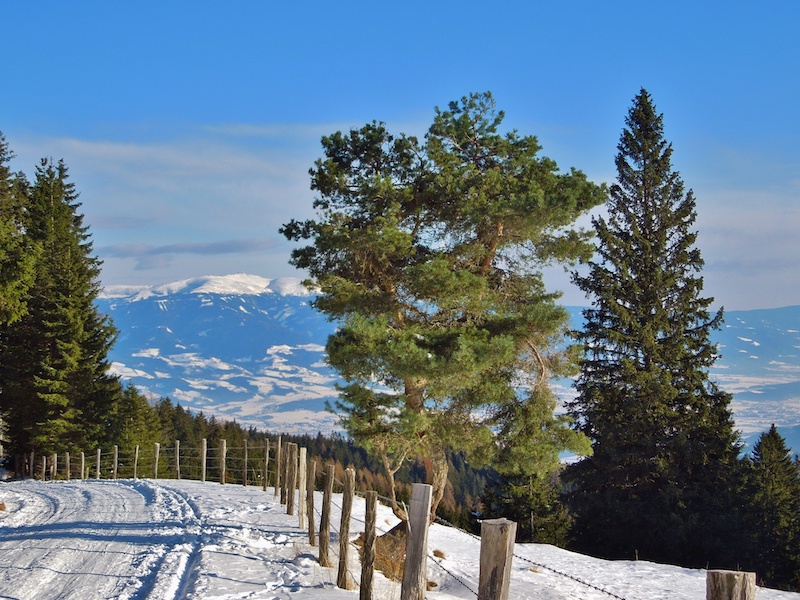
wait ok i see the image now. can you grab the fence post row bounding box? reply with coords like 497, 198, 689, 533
16, 440, 536, 600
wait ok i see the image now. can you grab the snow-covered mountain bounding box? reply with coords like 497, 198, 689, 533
98, 274, 800, 451
98, 274, 340, 434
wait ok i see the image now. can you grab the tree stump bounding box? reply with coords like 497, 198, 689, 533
706, 570, 756, 600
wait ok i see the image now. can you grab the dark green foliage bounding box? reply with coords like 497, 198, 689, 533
482, 470, 572, 545
282, 92, 606, 518
0, 150, 122, 455
565, 89, 742, 566
0, 132, 38, 326
742, 425, 800, 589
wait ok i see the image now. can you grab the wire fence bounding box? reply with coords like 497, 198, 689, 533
22, 440, 643, 600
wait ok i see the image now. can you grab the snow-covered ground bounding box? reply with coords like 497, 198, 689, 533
0, 478, 797, 600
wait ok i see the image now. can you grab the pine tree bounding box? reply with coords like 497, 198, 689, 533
745, 425, 800, 589
282, 92, 606, 519
0, 157, 122, 455
0, 132, 38, 325
565, 89, 741, 566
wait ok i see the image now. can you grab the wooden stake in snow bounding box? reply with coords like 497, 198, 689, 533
478, 518, 517, 600
337, 467, 356, 590
319, 463, 335, 568
401, 483, 433, 600
220, 439, 227, 484
65, 452, 70, 481
113, 445, 119, 480
706, 570, 756, 600
307, 460, 317, 546
286, 443, 298, 516
154, 443, 160, 479
201, 438, 207, 483
273, 436, 282, 499
96, 448, 102, 479
133, 445, 139, 479
360, 490, 377, 600
262, 441, 270, 492
298, 447, 307, 529
80, 452, 85, 481
242, 439, 248, 486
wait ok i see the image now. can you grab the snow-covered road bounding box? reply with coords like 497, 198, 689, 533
1, 478, 798, 600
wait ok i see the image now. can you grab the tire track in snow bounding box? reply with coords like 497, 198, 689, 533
0, 480, 204, 600
126, 480, 205, 600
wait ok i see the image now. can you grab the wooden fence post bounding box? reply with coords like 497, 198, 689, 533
401, 483, 433, 600
113, 445, 119, 480
220, 439, 227, 484
80, 452, 85, 480
281, 442, 291, 505
287, 443, 298, 516
478, 518, 517, 600
319, 463, 335, 568
298, 447, 307, 529
65, 452, 70, 481
154, 442, 160, 479
51, 454, 57, 480
262, 441, 270, 492
273, 436, 282, 499
201, 438, 207, 483
360, 490, 377, 600
174, 440, 180, 479
96, 448, 101, 479
337, 467, 356, 590
133, 445, 139, 479
242, 439, 248, 486
29, 451, 34, 480
307, 460, 317, 546
707, 570, 756, 600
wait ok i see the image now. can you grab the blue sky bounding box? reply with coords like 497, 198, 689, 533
2, 2, 798, 310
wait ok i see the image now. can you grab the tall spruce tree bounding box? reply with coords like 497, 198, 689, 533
745, 425, 800, 589
0, 157, 122, 455
565, 89, 741, 566
282, 92, 606, 518
0, 132, 38, 326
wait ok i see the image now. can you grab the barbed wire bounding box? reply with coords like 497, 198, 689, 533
512, 551, 627, 600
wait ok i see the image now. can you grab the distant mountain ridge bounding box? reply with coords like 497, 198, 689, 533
97, 274, 800, 452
